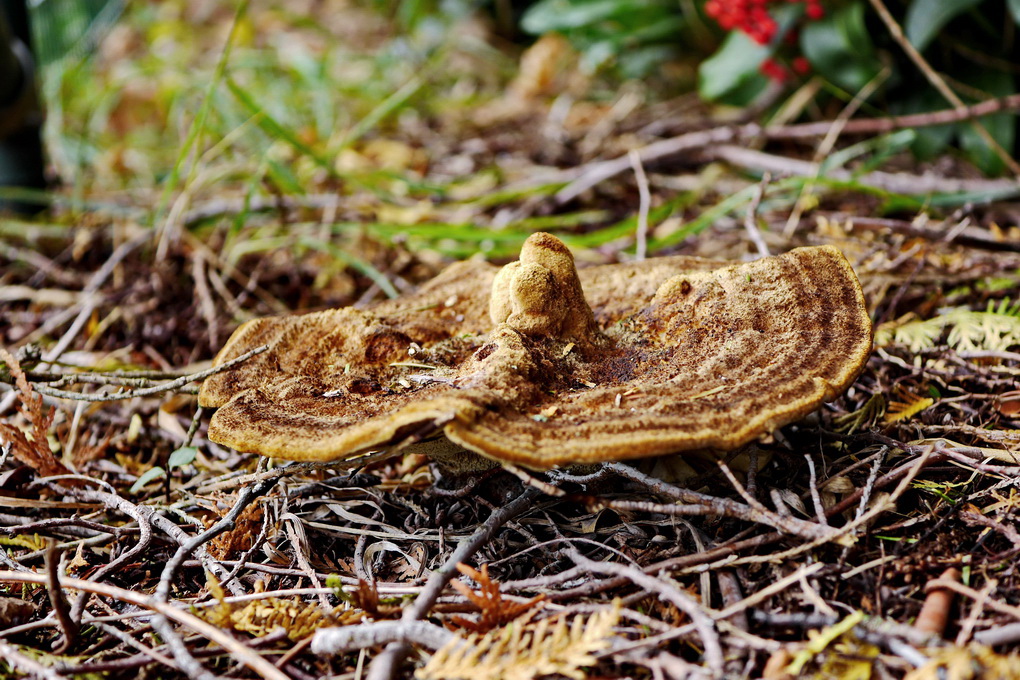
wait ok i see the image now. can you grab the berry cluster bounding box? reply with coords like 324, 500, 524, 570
705, 0, 824, 45
704, 0, 824, 81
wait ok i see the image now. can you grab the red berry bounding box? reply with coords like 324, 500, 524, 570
792, 56, 810, 74
705, 0, 823, 49
760, 57, 788, 81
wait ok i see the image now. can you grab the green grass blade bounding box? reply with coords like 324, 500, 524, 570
153, 0, 250, 231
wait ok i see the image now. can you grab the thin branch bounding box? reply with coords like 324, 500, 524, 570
803, 453, 828, 527
196, 451, 395, 493
774, 93, 1020, 139
312, 620, 453, 654
557, 126, 747, 203
191, 251, 219, 352
629, 149, 651, 261
41, 234, 148, 365
0, 570, 290, 680
554, 93, 1020, 203
713, 563, 825, 622
606, 462, 842, 543
724, 448, 935, 568
45, 541, 79, 653
743, 173, 770, 258
703, 145, 1020, 196
867, 0, 1020, 176
50, 479, 244, 595
149, 616, 216, 680
92, 620, 180, 671
926, 576, 1020, 622
571, 554, 725, 676
0, 517, 124, 538
155, 476, 277, 601
357, 487, 542, 680
26, 345, 268, 402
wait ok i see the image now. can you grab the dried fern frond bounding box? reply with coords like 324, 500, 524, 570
334, 579, 405, 619
229, 595, 358, 641
450, 563, 545, 633
834, 393, 886, 434
0, 348, 68, 477
0, 534, 47, 552
905, 644, 1020, 680
884, 387, 935, 425
202, 573, 358, 641
417, 599, 620, 680
786, 610, 866, 676
875, 300, 1020, 354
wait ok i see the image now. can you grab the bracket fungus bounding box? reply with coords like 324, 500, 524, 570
198, 233, 872, 469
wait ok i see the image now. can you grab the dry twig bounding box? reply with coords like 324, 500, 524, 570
343, 487, 542, 680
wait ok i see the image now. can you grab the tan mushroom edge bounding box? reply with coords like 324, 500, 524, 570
198, 234, 873, 470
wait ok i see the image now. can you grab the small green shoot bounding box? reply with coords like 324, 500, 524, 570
129, 446, 200, 494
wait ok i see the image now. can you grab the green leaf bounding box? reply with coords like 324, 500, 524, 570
820, 130, 917, 175
698, 30, 770, 104
958, 69, 1016, 175
891, 88, 956, 161
168, 446, 199, 470
618, 45, 677, 79
1009, 0, 1020, 24
265, 158, 305, 196
905, 0, 983, 51
698, 4, 800, 104
298, 236, 400, 298
578, 40, 618, 72
800, 2, 883, 92
521, 0, 683, 76
522, 0, 649, 33
227, 77, 334, 173
130, 467, 166, 494
326, 574, 348, 598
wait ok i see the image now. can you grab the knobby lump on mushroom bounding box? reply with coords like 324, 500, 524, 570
198, 233, 872, 470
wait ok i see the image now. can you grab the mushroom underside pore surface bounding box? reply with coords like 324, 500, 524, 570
198, 233, 873, 470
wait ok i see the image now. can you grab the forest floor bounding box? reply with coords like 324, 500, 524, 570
2, 2, 1020, 679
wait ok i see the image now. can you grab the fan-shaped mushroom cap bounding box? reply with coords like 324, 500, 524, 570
199, 234, 872, 469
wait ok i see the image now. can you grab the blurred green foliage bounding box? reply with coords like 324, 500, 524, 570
520, 0, 686, 77
29, 0, 123, 65
27, 0, 1020, 179
518, 0, 1019, 175
14, 0, 1014, 278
